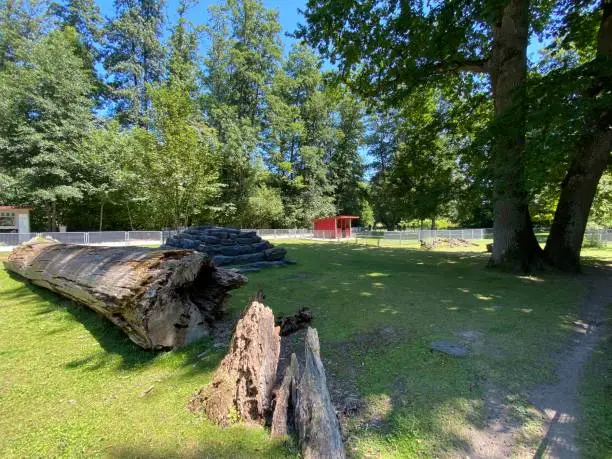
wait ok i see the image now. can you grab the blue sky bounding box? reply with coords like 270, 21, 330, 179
97, 0, 545, 64
97, 0, 308, 55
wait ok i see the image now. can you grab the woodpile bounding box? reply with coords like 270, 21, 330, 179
190, 297, 345, 458
420, 237, 478, 250
162, 226, 293, 272
3, 241, 247, 349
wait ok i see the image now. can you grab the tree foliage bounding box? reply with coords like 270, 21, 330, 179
0, 0, 608, 265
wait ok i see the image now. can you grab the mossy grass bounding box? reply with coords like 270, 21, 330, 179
0, 241, 610, 457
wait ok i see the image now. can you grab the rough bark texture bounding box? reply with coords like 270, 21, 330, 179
544, 1, 612, 272
4, 241, 247, 349
190, 296, 281, 426
271, 353, 299, 438
294, 328, 346, 459
275, 307, 313, 336
488, 0, 543, 271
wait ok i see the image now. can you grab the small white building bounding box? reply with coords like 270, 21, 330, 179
0, 206, 31, 233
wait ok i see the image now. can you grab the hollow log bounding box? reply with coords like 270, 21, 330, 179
271, 353, 299, 438
3, 241, 247, 349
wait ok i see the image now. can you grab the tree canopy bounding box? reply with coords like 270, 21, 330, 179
0, 0, 609, 272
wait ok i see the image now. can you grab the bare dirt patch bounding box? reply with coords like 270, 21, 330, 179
528, 267, 611, 458
460, 266, 611, 458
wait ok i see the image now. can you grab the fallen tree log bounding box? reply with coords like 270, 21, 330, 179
3, 241, 247, 349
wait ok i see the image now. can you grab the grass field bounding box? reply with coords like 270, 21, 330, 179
0, 240, 610, 457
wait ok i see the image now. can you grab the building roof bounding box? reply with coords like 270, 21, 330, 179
0, 206, 31, 211
313, 215, 359, 221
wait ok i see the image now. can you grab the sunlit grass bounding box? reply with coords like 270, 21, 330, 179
577, 305, 612, 459
0, 241, 609, 457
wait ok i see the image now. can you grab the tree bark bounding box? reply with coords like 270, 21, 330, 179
4, 241, 247, 349
544, 0, 612, 272
190, 294, 280, 426
271, 353, 299, 438
99, 198, 104, 232
294, 328, 345, 459
487, 0, 543, 271
271, 329, 345, 458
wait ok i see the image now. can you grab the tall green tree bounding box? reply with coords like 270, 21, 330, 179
135, 82, 220, 229
0, 26, 96, 230
365, 108, 401, 227
300, 0, 548, 270
0, 0, 49, 69
168, 0, 199, 93
49, 0, 102, 55
540, 0, 611, 271
202, 0, 282, 226
103, 0, 166, 127
265, 43, 336, 226
329, 86, 366, 216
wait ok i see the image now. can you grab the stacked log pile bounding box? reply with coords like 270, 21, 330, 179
163, 226, 292, 272
419, 237, 478, 250
190, 296, 345, 458
4, 241, 247, 349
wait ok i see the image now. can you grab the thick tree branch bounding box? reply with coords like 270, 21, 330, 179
431, 58, 490, 74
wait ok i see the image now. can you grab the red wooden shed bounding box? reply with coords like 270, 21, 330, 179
313, 215, 359, 239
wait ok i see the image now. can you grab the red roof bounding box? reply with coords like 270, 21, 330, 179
313, 215, 359, 221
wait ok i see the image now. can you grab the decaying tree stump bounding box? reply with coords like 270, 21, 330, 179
294, 327, 346, 459
190, 295, 345, 457
3, 241, 247, 349
190, 295, 281, 426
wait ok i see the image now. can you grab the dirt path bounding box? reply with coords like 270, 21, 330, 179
529, 266, 611, 458
463, 266, 611, 459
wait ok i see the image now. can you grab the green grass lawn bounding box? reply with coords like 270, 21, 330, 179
0, 241, 610, 457
577, 305, 612, 459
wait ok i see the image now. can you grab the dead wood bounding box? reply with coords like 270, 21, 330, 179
275, 307, 313, 336
4, 241, 247, 349
294, 327, 346, 459
190, 297, 280, 426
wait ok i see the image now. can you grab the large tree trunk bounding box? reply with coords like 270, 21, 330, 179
488, 0, 543, 271
544, 0, 612, 272
4, 241, 247, 349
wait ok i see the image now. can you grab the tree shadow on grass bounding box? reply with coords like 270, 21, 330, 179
264, 242, 592, 456
106, 440, 297, 459
4, 271, 223, 372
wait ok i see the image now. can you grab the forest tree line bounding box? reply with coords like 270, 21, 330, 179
0, 0, 610, 270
